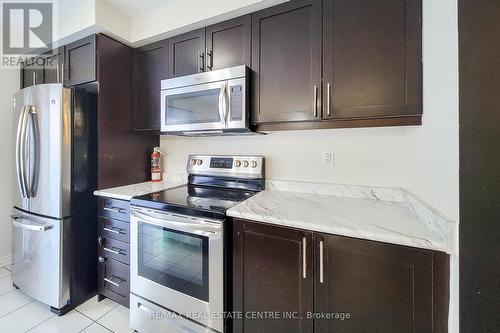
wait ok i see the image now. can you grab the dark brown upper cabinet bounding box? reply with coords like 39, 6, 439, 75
132, 40, 168, 131
322, 0, 422, 120
42, 47, 64, 84
251, 0, 322, 123
20, 58, 44, 88
205, 15, 251, 71
233, 219, 314, 333
20, 47, 64, 88
168, 29, 205, 78
314, 233, 448, 333
168, 16, 251, 77
64, 35, 96, 86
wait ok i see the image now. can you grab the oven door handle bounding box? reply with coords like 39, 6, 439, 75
131, 209, 222, 236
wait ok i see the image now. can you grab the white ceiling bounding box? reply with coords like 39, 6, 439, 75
103, 0, 176, 18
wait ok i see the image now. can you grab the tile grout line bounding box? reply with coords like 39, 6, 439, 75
21, 307, 56, 333
0, 299, 36, 319
74, 301, 119, 322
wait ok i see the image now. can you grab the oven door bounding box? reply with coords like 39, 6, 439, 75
130, 207, 223, 332
161, 81, 228, 133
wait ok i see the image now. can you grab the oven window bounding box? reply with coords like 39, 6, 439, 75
166, 88, 221, 126
138, 221, 209, 302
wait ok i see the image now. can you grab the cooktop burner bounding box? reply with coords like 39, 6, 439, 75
131, 154, 265, 219
131, 184, 257, 219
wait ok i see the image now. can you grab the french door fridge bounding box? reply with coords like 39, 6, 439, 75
11, 83, 98, 313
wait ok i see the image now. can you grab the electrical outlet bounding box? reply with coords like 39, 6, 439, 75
322, 150, 335, 166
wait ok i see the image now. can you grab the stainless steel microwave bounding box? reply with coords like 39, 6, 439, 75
160, 65, 250, 136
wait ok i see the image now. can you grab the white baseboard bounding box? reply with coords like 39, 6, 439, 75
0, 255, 12, 267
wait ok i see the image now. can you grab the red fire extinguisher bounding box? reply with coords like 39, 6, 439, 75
151, 147, 164, 182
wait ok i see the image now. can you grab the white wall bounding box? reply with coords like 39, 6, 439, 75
0, 69, 18, 264
130, 0, 287, 45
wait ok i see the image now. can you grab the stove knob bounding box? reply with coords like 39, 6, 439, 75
190, 159, 197, 165
243, 160, 249, 167
235, 160, 241, 167
251, 161, 258, 168
196, 159, 203, 165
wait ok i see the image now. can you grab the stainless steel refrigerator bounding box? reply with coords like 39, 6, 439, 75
11, 83, 98, 315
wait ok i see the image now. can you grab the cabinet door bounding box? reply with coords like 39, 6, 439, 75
322, 0, 422, 119
132, 40, 168, 131
168, 29, 205, 78
314, 233, 433, 332
21, 58, 43, 88
42, 47, 64, 84
64, 35, 96, 86
205, 15, 251, 71
251, 0, 322, 123
233, 219, 313, 333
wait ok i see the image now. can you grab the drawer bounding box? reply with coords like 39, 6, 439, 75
99, 217, 130, 243
98, 197, 130, 222
98, 257, 129, 308
98, 237, 130, 265
130, 294, 212, 333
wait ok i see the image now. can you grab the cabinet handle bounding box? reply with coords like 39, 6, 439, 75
104, 276, 123, 287
103, 246, 122, 255
32, 72, 36, 85
60, 62, 65, 84
98, 256, 106, 263
103, 226, 123, 234
98, 236, 103, 246
302, 237, 307, 279
319, 240, 324, 283
199, 51, 205, 72
326, 83, 332, 117
207, 50, 213, 70
103, 206, 125, 214
313, 85, 318, 118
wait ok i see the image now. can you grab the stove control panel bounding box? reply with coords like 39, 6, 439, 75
187, 155, 264, 178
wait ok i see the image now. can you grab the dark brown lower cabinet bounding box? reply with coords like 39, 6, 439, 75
97, 197, 131, 308
314, 233, 448, 333
232, 220, 314, 333
232, 219, 449, 333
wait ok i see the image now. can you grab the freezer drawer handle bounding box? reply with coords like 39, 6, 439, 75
104, 276, 123, 287
11, 215, 53, 232
103, 206, 126, 214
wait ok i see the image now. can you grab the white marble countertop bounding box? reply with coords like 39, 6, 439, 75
93, 176, 185, 201
227, 181, 455, 254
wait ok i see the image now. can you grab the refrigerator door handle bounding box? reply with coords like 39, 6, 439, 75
28, 106, 41, 198
16, 105, 30, 198
11, 214, 53, 232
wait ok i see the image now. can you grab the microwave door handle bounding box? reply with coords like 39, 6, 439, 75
218, 83, 227, 127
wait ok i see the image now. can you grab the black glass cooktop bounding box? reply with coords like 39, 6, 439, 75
131, 185, 257, 220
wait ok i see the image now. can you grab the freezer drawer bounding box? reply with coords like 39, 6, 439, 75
10, 208, 71, 309
130, 294, 215, 333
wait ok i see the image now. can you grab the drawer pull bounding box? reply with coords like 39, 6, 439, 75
103, 206, 126, 214
104, 276, 123, 287
103, 246, 123, 255
103, 226, 124, 234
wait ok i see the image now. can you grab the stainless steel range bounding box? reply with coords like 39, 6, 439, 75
130, 155, 264, 333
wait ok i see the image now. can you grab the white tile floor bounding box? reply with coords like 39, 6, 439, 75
0, 265, 134, 333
